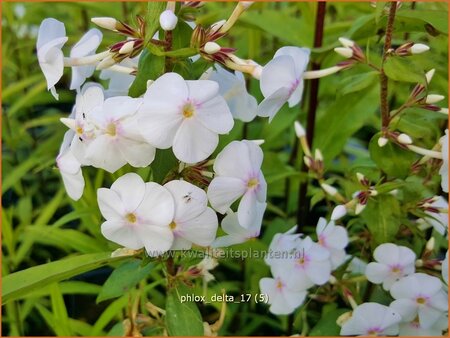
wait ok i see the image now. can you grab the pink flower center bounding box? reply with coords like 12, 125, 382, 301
296, 254, 310, 269
366, 327, 382, 336
288, 78, 300, 96
389, 264, 403, 275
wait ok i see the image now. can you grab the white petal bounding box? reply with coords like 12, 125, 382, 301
70, 28, 102, 58
287, 80, 304, 107
138, 109, 183, 148
85, 135, 126, 173
56, 146, 80, 175
273, 47, 310, 78
37, 18, 66, 49
221, 211, 253, 237
176, 208, 218, 247
212, 234, 246, 247
256, 87, 290, 122
97, 188, 126, 220
102, 96, 142, 120
214, 140, 263, 178
171, 236, 193, 250
260, 55, 297, 97
138, 225, 174, 256
195, 95, 234, 134
365, 262, 390, 284
237, 190, 257, 228
173, 118, 218, 164
110, 173, 146, 212
101, 220, 143, 250
418, 306, 443, 329
305, 260, 331, 285
60, 168, 84, 201
136, 182, 174, 226
164, 180, 207, 221
374, 243, 400, 265
38, 39, 67, 90
207, 177, 247, 214
390, 299, 418, 322
144, 72, 188, 103
117, 138, 156, 168
186, 79, 220, 104
79, 84, 104, 115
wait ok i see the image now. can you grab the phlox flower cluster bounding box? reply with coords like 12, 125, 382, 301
260, 218, 349, 315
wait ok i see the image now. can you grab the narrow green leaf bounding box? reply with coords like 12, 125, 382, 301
49, 283, 73, 336
384, 56, 426, 84
165, 283, 204, 336
151, 149, 178, 184
145, 2, 167, 44
309, 308, 350, 336
3, 252, 132, 304
337, 71, 378, 97
96, 259, 154, 303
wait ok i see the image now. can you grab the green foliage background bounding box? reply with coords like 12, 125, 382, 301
2, 1, 448, 336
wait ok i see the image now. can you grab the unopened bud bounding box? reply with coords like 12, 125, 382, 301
96, 55, 115, 70
426, 237, 435, 251
425, 94, 445, 104
337, 311, 353, 327
210, 19, 226, 34
334, 47, 353, 58
397, 133, 413, 145
378, 136, 388, 147
250, 139, 265, 146
356, 172, 365, 183
415, 259, 424, 267
338, 37, 355, 48
410, 43, 430, 54
303, 156, 312, 168
329, 275, 338, 285
294, 121, 306, 138
321, 183, 338, 197
331, 205, 347, 221
91, 17, 117, 31
240, 1, 254, 9
315, 149, 323, 162
369, 189, 378, 196
439, 108, 448, 114
118, 40, 134, 54
204, 41, 221, 55
425, 69, 435, 84
355, 203, 366, 215
159, 10, 178, 31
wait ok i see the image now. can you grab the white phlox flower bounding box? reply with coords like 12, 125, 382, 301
138, 72, 234, 164
439, 129, 448, 193
315, 217, 349, 269
270, 236, 331, 290
70, 28, 103, 91
264, 226, 301, 267
365, 243, 416, 291
164, 180, 218, 250
201, 65, 258, 122
85, 95, 156, 173
36, 18, 68, 99
207, 140, 267, 228
339, 302, 402, 336
257, 47, 310, 122
259, 275, 307, 315
97, 173, 175, 256
212, 202, 266, 247
390, 273, 448, 329
398, 314, 448, 336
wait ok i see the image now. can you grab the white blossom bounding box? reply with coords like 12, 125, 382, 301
439, 129, 448, 193
207, 140, 267, 228
365, 243, 416, 291
164, 180, 218, 250
340, 303, 402, 336
442, 251, 448, 285
390, 273, 448, 329
98, 173, 175, 256
138, 72, 234, 164
420, 196, 448, 236
315, 217, 349, 269
257, 47, 310, 121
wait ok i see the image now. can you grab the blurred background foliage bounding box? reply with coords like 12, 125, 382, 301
1, 1, 448, 336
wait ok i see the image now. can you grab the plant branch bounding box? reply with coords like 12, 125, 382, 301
380, 2, 398, 128
295, 2, 326, 234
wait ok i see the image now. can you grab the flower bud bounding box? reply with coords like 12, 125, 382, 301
425, 94, 445, 104
118, 40, 134, 54
369, 189, 378, 196
338, 37, 355, 48
356, 172, 365, 184
240, 1, 254, 9
426, 237, 435, 251
250, 139, 265, 146
210, 19, 226, 34
96, 55, 116, 70
303, 156, 312, 168
410, 43, 430, 54
378, 136, 388, 147
425, 69, 435, 84
204, 41, 221, 55
294, 121, 306, 138
91, 17, 118, 31
355, 203, 366, 215
440, 108, 448, 114
315, 149, 323, 162
159, 10, 178, 31
334, 47, 353, 58
397, 133, 413, 145
331, 205, 347, 221
321, 183, 338, 197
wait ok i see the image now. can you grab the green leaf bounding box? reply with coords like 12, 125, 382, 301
145, 2, 167, 44
384, 56, 426, 84
49, 283, 73, 336
96, 259, 154, 303
3, 252, 131, 304
309, 308, 350, 336
361, 194, 401, 246
151, 149, 178, 184
337, 71, 379, 97
368, 133, 416, 178
128, 49, 165, 98
165, 283, 204, 336
397, 10, 448, 34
